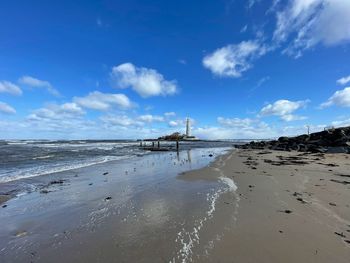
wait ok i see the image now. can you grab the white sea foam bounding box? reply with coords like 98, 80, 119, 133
219, 177, 237, 192
172, 154, 238, 263
0, 155, 130, 183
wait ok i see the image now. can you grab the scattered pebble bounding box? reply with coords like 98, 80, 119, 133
2, 204, 7, 208
334, 232, 346, 238
105, 196, 112, 201
89, 183, 93, 186
15, 231, 28, 237
103, 172, 109, 175
296, 197, 307, 204
329, 202, 337, 206
279, 230, 283, 233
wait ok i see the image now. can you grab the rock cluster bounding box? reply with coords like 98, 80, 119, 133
236, 126, 350, 154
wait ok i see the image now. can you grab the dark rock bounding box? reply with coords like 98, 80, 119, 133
103, 172, 109, 175
49, 180, 65, 185
330, 179, 350, 185
334, 232, 346, 238
105, 196, 112, 201
279, 209, 292, 214
209, 154, 213, 157
236, 126, 350, 154
2, 204, 7, 208
329, 202, 337, 206
296, 197, 307, 204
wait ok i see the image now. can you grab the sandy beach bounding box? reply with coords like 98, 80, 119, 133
1, 147, 350, 262
181, 149, 350, 262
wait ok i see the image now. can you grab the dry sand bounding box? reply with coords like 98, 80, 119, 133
180, 149, 350, 262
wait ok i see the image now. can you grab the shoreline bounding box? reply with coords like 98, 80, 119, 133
1, 147, 349, 262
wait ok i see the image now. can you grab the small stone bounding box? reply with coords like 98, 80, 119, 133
105, 196, 112, 201
334, 232, 346, 238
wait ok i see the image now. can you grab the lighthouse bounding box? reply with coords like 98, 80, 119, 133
186, 117, 191, 137
184, 117, 197, 140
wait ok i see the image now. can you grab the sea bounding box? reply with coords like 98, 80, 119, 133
0, 139, 238, 184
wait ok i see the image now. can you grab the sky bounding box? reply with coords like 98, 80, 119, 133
1, 0, 350, 140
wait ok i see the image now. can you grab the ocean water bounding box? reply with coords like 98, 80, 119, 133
0, 140, 235, 183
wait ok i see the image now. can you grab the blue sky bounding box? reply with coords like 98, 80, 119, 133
1, 0, 350, 139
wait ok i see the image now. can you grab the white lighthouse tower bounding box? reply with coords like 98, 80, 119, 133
184, 117, 197, 140
186, 117, 191, 137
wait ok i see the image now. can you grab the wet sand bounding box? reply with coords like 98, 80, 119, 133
181, 149, 350, 262
1, 148, 350, 262
0, 147, 236, 263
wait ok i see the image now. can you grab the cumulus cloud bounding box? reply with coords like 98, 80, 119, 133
259, 99, 309, 121
164, 112, 176, 117
74, 91, 133, 111
273, 0, 350, 58
0, 81, 22, 96
337, 75, 350, 86
168, 120, 179, 127
217, 117, 257, 128
137, 114, 165, 123
111, 63, 177, 98
19, 76, 60, 96
320, 87, 350, 108
0, 102, 16, 114
28, 103, 84, 121
100, 115, 144, 127
195, 118, 274, 140
202, 40, 268, 77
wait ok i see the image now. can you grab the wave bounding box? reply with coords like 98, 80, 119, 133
0, 155, 132, 183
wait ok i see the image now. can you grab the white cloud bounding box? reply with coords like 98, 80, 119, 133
0, 81, 22, 96
331, 118, 350, 127
111, 63, 177, 98
137, 114, 165, 123
100, 115, 144, 127
202, 40, 268, 77
74, 91, 133, 111
259, 99, 309, 121
191, 117, 276, 140
256, 76, 270, 88
273, 0, 350, 57
164, 112, 176, 117
0, 102, 16, 114
28, 103, 84, 121
19, 76, 60, 96
337, 75, 350, 85
320, 87, 350, 108
248, 0, 261, 9
240, 25, 248, 33
217, 117, 257, 128
168, 120, 179, 127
